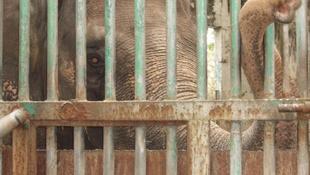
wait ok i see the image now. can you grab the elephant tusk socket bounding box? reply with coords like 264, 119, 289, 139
0, 108, 29, 138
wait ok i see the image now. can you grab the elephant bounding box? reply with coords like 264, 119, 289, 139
2, 0, 301, 150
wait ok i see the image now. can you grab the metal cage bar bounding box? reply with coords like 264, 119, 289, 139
46, 0, 59, 174
134, 0, 146, 174
75, 0, 87, 174
296, 0, 309, 174
263, 24, 276, 175
281, 24, 290, 97
230, 0, 242, 174
166, 0, 177, 174
104, 0, 116, 173
0, 0, 3, 174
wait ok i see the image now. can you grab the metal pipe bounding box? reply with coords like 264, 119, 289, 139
166, 0, 177, 174
134, 0, 146, 174
104, 0, 116, 174
281, 24, 290, 97
0, 109, 29, 138
230, 0, 241, 174
19, 0, 30, 101
296, 0, 309, 174
46, 0, 58, 174
263, 24, 275, 175
75, 0, 87, 174
0, 1, 3, 174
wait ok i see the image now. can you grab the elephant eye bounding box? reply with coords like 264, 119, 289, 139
87, 53, 104, 67
91, 57, 99, 64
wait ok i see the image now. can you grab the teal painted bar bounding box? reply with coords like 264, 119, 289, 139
19, 0, 30, 101
263, 24, 275, 175
264, 24, 275, 97
196, 0, 207, 100
105, 0, 116, 100
76, 0, 87, 100
166, 0, 177, 174
104, 0, 115, 174
134, 0, 146, 100
134, 0, 146, 174
296, 1, 309, 175
230, 0, 241, 174
46, 1, 58, 175
75, 0, 86, 174
47, 0, 58, 101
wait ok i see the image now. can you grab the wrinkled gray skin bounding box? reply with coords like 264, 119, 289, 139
2, 0, 299, 150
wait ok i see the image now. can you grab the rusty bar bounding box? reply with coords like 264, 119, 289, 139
0, 109, 28, 138
104, 127, 114, 175
230, 0, 241, 174
134, 0, 146, 174
281, 24, 290, 97
19, 0, 30, 101
278, 103, 310, 113
74, 127, 85, 175
166, 0, 177, 173
188, 120, 210, 174
104, 0, 116, 174
263, 24, 275, 175
47, 0, 58, 174
296, 0, 309, 174
0, 99, 303, 121
12, 122, 30, 175
29, 123, 37, 175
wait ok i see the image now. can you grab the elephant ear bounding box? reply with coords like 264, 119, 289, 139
270, 0, 301, 23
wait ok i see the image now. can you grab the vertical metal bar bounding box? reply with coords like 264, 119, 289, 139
0, 0, 3, 174
188, 0, 210, 174
281, 24, 290, 96
104, 0, 115, 174
296, 0, 309, 174
46, 0, 58, 174
46, 127, 57, 175
74, 127, 85, 175
166, 0, 177, 174
214, 29, 222, 99
230, 0, 241, 174
19, 0, 30, 101
13, 0, 30, 174
76, 0, 87, 101
75, 0, 87, 174
134, 0, 146, 174
263, 24, 275, 175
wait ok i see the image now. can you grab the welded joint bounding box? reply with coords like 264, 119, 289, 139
278, 102, 310, 113
0, 108, 29, 138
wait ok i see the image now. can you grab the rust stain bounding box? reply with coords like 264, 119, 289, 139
59, 103, 88, 120
209, 103, 233, 119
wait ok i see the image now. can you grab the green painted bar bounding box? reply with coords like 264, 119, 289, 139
134, 0, 146, 100
196, 0, 207, 100
75, 0, 87, 174
19, 0, 30, 101
76, 0, 87, 101
47, 0, 58, 101
263, 24, 275, 175
46, 0, 58, 174
134, 0, 146, 174
104, 0, 116, 174
230, 0, 241, 174
105, 0, 116, 100
296, 0, 309, 174
166, 0, 177, 174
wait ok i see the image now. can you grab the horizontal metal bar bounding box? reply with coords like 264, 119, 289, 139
278, 102, 310, 113
0, 99, 307, 121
